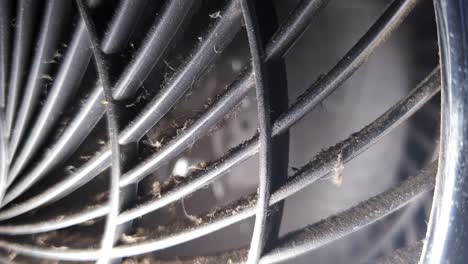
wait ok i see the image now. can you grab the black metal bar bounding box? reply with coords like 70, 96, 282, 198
240, 0, 273, 262
420, 0, 468, 263
255, 0, 290, 255
76, 0, 122, 263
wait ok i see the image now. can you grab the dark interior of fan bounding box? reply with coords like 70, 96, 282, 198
0, 0, 442, 263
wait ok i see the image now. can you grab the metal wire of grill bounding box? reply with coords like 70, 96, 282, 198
75, 1, 122, 262
239, 0, 275, 262
0, 0, 442, 263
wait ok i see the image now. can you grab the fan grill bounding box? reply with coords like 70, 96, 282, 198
0, 0, 449, 263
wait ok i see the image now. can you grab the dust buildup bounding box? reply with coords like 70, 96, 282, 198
40, 74, 53, 81
150, 181, 162, 197
331, 152, 344, 186
122, 248, 247, 264
209, 11, 222, 19
120, 228, 147, 244
31, 228, 98, 249
202, 193, 257, 222
122, 194, 257, 247
181, 199, 202, 225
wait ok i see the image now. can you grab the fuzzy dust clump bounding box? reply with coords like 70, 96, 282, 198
331, 152, 344, 187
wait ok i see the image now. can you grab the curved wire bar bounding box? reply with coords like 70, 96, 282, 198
76, 1, 122, 263
240, 0, 274, 262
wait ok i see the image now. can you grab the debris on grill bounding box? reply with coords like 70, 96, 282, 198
122, 248, 248, 264
331, 152, 345, 187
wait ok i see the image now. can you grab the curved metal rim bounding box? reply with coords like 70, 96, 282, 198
421, 0, 468, 263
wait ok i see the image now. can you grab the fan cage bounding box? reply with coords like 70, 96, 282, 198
0, 0, 462, 263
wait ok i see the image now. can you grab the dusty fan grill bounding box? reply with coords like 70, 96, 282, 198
0, 0, 463, 263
